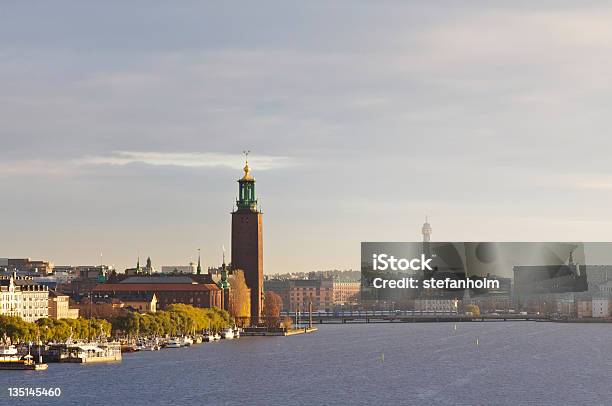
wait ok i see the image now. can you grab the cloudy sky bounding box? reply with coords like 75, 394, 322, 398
2, 1, 612, 273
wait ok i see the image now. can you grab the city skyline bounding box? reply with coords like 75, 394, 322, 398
4, 2, 612, 273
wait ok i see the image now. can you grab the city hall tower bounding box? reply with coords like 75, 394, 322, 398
231, 152, 263, 321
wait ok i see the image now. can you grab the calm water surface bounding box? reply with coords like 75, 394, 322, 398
1, 322, 612, 406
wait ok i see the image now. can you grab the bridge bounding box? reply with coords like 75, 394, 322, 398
282, 311, 551, 324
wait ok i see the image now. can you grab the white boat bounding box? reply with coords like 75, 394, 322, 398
166, 339, 182, 348
221, 328, 234, 340
0, 345, 18, 356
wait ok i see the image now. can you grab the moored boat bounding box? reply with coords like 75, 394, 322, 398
0, 354, 48, 370
221, 328, 234, 340
166, 339, 182, 348
0, 345, 19, 355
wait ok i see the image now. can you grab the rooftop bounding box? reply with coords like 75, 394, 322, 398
119, 276, 197, 285
93, 283, 221, 292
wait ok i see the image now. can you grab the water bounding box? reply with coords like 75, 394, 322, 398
2, 322, 612, 405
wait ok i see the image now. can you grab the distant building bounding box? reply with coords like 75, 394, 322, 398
577, 299, 592, 318
592, 298, 609, 318
125, 257, 156, 276
92, 276, 222, 310
265, 277, 362, 311
332, 281, 360, 305
513, 254, 588, 312
117, 293, 157, 313
415, 299, 458, 313
0, 258, 53, 276
48, 291, 79, 319
585, 266, 612, 290
161, 265, 196, 274
0, 274, 49, 322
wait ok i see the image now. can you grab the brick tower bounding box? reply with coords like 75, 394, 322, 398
231, 153, 263, 322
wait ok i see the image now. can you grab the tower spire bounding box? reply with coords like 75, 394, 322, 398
236, 150, 257, 211
218, 245, 229, 290
422, 216, 432, 243
197, 248, 202, 275
422, 217, 432, 259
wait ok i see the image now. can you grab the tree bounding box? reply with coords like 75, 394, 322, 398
280, 316, 293, 330
464, 304, 480, 317
263, 291, 282, 328
110, 304, 231, 338
228, 270, 251, 327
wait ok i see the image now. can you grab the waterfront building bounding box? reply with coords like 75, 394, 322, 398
291, 278, 333, 312
332, 281, 360, 305
556, 297, 577, 317
0, 274, 49, 322
231, 154, 264, 320
592, 297, 610, 318
513, 253, 588, 311
414, 299, 458, 313
576, 299, 592, 318
48, 291, 79, 319
265, 277, 362, 311
265, 278, 336, 312
92, 275, 222, 310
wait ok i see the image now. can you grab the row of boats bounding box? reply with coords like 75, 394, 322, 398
124, 327, 242, 351
0, 326, 242, 370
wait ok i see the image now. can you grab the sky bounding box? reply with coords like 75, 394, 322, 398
2, 1, 612, 273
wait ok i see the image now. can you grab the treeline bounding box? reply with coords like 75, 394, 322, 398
111, 304, 231, 337
0, 315, 111, 343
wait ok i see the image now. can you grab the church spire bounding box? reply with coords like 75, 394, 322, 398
197, 248, 202, 275
218, 246, 230, 290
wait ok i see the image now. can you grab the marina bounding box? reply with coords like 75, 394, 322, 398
0, 324, 307, 372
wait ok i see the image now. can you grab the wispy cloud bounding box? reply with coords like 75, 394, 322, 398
76, 151, 296, 171
0, 160, 70, 176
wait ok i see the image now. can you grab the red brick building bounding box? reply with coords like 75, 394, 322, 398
91, 276, 222, 310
